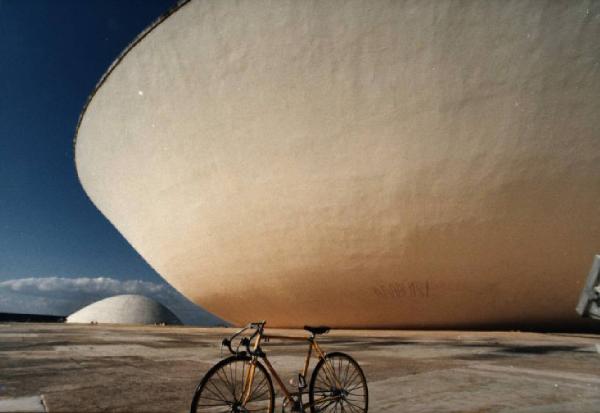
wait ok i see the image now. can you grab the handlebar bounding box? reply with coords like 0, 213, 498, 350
221, 338, 238, 355
221, 321, 266, 357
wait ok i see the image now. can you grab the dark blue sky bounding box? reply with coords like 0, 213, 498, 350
0, 0, 222, 323
0, 0, 178, 280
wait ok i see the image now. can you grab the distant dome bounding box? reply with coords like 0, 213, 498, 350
67, 294, 182, 325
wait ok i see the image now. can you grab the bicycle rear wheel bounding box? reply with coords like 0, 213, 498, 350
190, 355, 275, 413
309, 352, 368, 413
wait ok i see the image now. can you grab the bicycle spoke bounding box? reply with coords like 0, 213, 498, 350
200, 383, 223, 402
344, 382, 365, 394
230, 359, 240, 401
244, 366, 272, 411
206, 378, 230, 403
316, 372, 332, 389
342, 401, 361, 413
310, 354, 367, 413
342, 368, 360, 390
313, 396, 334, 405
195, 386, 232, 404
249, 385, 270, 404
344, 398, 359, 412
315, 398, 337, 412
341, 359, 351, 388
232, 357, 239, 400
341, 401, 354, 413
247, 374, 268, 401
193, 358, 273, 413
240, 359, 247, 400
341, 398, 364, 411
216, 366, 236, 400
345, 392, 365, 401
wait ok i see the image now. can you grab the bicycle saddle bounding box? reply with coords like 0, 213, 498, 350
304, 325, 330, 335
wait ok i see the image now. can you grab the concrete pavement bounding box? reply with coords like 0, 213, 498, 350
1, 324, 600, 412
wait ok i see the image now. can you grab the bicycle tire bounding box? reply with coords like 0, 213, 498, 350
308, 352, 368, 413
190, 355, 275, 413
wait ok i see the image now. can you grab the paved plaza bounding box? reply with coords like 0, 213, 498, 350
1, 324, 600, 412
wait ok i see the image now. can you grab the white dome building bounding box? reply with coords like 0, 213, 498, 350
67, 295, 182, 325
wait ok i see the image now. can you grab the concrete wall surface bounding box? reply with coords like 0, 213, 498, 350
75, 0, 600, 328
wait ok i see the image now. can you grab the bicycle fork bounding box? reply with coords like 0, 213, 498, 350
241, 360, 257, 406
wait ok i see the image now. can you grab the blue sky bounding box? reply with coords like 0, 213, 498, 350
0, 0, 222, 325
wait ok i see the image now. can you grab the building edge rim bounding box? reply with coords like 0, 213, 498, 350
72, 0, 192, 177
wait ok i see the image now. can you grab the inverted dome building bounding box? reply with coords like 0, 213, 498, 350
75, 0, 600, 328
67, 295, 182, 325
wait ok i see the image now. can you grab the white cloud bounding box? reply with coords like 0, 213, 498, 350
0, 276, 226, 326
0, 276, 165, 297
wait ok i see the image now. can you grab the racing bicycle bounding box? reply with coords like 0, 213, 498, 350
190, 321, 368, 412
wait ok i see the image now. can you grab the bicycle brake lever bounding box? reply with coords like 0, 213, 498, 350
222, 338, 235, 355
240, 337, 252, 355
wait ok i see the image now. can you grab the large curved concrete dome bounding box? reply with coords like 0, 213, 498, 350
75, 0, 600, 328
67, 295, 182, 325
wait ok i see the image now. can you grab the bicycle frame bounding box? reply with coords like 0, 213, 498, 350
240, 328, 343, 411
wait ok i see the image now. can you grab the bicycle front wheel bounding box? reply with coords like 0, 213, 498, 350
309, 352, 368, 413
190, 355, 275, 413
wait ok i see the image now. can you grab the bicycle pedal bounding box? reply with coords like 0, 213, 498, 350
281, 400, 304, 413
